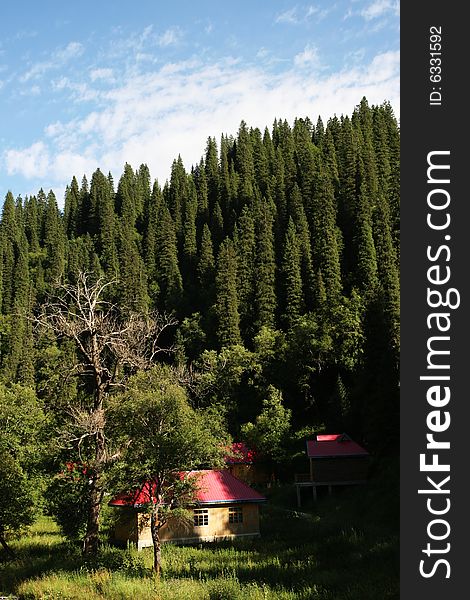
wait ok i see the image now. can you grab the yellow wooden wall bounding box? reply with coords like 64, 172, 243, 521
112, 503, 261, 548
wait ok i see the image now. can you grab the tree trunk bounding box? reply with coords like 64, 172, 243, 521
0, 528, 15, 558
83, 418, 106, 555
150, 508, 162, 576
83, 476, 103, 555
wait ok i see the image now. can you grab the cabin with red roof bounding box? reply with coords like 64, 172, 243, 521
109, 469, 266, 548
225, 442, 271, 485
295, 433, 369, 505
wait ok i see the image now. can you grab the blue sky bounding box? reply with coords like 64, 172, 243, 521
0, 0, 399, 203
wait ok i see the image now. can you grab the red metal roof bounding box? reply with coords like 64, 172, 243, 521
316, 434, 342, 442
306, 433, 369, 458
109, 469, 266, 507
225, 442, 256, 464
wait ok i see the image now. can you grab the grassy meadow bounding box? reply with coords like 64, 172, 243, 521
0, 461, 398, 599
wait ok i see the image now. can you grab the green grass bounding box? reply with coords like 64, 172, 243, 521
0, 460, 399, 599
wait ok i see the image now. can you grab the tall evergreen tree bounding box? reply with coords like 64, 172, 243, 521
90, 169, 118, 276
215, 238, 241, 347
155, 204, 183, 312
254, 198, 276, 330
235, 205, 256, 335
43, 191, 65, 285
281, 218, 303, 328
64, 177, 80, 238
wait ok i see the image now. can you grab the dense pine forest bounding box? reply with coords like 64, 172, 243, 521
0, 96, 399, 433
0, 98, 399, 568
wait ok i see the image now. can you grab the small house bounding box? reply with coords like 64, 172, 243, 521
225, 442, 271, 485
110, 469, 266, 549
295, 433, 369, 505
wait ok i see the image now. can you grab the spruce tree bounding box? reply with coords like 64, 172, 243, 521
43, 191, 65, 285
197, 224, 215, 312
64, 177, 80, 238
235, 121, 255, 205
281, 218, 303, 328
205, 137, 219, 211
254, 198, 277, 330
155, 204, 183, 312
90, 169, 118, 277
215, 238, 241, 347
235, 205, 256, 335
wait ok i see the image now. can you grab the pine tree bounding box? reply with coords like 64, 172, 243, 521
252, 127, 270, 198
78, 175, 91, 236
289, 185, 315, 310
64, 177, 80, 238
194, 159, 209, 228
155, 204, 183, 312
5, 229, 31, 381
254, 198, 276, 329
90, 169, 118, 277
308, 172, 342, 304
235, 121, 255, 204
43, 191, 65, 285
168, 156, 187, 237
235, 205, 256, 335
136, 163, 151, 232
205, 137, 219, 212
215, 238, 241, 347
197, 224, 215, 312
314, 116, 325, 146
115, 163, 139, 228
281, 218, 303, 328
210, 201, 224, 251
0, 192, 18, 315
142, 180, 162, 290
116, 222, 149, 313
24, 195, 41, 255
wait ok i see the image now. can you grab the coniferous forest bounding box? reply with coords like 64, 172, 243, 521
0, 97, 400, 595
1, 97, 399, 439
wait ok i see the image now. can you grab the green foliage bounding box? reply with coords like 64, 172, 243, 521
241, 386, 292, 462
0, 100, 400, 477
44, 464, 89, 541
0, 383, 44, 471
109, 365, 228, 500
0, 450, 36, 545
215, 238, 241, 347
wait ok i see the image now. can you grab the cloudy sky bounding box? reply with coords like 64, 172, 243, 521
0, 0, 399, 203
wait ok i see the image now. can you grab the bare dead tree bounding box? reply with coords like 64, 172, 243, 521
36, 272, 177, 555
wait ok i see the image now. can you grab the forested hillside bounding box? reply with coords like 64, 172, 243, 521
0, 97, 399, 452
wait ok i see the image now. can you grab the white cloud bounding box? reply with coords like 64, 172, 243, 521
306, 5, 319, 18
20, 41, 84, 82
56, 41, 84, 61
157, 27, 182, 47
361, 0, 399, 21
276, 4, 331, 24
90, 68, 114, 82
294, 44, 320, 67
19, 84, 41, 96
3, 50, 399, 194
4, 142, 50, 178
276, 7, 299, 24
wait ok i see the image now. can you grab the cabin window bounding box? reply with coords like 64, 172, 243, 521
194, 509, 208, 526
228, 506, 243, 524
